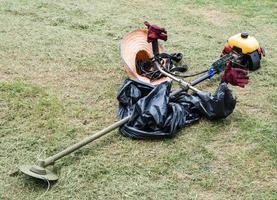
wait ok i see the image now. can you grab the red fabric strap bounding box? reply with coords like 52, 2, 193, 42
144, 21, 167, 43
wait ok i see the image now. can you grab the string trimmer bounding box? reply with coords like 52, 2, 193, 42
19, 22, 264, 182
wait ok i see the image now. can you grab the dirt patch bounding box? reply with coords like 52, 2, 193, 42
0, 71, 10, 82
184, 6, 238, 27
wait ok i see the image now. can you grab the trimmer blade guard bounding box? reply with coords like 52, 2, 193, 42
19, 165, 58, 181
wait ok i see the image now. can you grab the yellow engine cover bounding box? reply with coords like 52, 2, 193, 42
227, 33, 260, 54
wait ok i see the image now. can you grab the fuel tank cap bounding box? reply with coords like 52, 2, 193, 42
241, 32, 249, 38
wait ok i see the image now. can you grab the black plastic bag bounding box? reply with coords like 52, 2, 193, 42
196, 83, 236, 120
117, 79, 236, 139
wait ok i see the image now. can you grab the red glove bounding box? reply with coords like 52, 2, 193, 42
144, 21, 167, 43
222, 44, 232, 55
221, 62, 249, 88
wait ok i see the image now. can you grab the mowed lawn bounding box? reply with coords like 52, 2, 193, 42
0, 0, 276, 199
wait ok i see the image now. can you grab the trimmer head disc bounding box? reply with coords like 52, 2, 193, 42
19, 165, 58, 181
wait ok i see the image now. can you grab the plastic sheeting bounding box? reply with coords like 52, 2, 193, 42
117, 79, 236, 139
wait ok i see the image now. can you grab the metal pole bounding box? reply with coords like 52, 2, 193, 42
39, 117, 130, 167
37, 85, 189, 168
150, 38, 201, 93
153, 60, 201, 93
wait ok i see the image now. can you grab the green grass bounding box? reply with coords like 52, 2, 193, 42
0, 0, 276, 199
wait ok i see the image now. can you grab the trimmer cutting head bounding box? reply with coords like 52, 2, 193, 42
19, 165, 58, 181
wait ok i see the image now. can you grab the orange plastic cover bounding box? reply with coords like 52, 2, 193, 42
120, 29, 170, 85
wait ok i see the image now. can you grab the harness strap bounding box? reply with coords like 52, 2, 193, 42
136, 53, 189, 81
